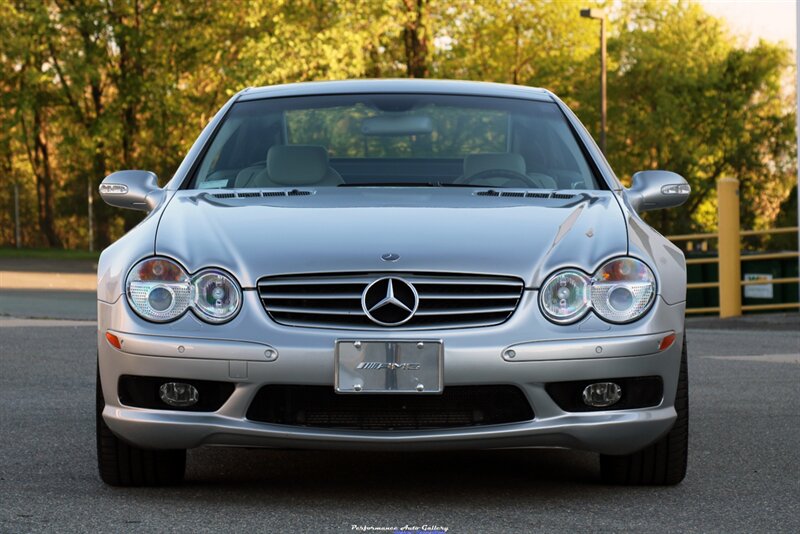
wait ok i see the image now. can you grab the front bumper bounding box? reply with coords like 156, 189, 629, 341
98, 290, 685, 455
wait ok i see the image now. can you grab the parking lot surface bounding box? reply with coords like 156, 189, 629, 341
1, 318, 798, 533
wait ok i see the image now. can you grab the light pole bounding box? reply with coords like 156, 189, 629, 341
581, 7, 607, 153
88, 175, 94, 252
796, 0, 799, 297
14, 181, 21, 248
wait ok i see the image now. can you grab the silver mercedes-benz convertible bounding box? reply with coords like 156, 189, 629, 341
96, 79, 690, 487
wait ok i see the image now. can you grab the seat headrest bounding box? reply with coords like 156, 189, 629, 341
463, 153, 526, 178
267, 145, 330, 186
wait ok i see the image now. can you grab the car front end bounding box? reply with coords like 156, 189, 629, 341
96, 80, 690, 486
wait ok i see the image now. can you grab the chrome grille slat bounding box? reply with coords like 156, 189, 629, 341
405, 277, 522, 286
269, 316, 509, 331
415, 306, 517, 316
259, 277, 375, 286
416, 293, 519, 299
258, 272, 524, 330
266, 306, 363, 316
261, 292, 362, 299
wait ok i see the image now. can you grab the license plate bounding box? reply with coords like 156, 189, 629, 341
335, 340, 443, 394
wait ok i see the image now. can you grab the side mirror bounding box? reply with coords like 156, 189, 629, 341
99, 170, 164, 212
627, 170, 690, 213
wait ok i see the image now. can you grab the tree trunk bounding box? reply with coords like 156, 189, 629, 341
87, 70, 112, 248
402, 0, 429, 78
32, 109, 62, 248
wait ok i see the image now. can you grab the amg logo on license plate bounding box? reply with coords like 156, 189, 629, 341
336, 340, 442, 393
356, 362, 421, 371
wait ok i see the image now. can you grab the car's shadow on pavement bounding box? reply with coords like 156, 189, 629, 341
182, 447, 601, 496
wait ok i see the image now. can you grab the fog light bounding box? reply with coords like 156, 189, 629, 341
159, 382, 199, 407
582, 382, 622, 408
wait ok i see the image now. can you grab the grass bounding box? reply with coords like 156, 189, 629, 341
0, 247, 101, 261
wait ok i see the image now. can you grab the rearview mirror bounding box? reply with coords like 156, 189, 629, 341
361, 115, 433, 136
99, 170, 164, 212
627, 170, 690, 213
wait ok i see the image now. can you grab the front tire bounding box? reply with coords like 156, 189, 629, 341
96, 366, 186, 486
599, 336, 689, 485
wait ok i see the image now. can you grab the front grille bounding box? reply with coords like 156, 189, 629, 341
246, 385, 534, 430
258, 272, 524, 329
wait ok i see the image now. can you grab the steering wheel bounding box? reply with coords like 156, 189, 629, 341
456, 168, 544, 188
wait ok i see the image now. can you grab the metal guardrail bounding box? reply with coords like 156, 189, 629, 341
666, 178, 799, 317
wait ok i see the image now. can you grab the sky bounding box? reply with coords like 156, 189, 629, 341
700, 0, 796, 49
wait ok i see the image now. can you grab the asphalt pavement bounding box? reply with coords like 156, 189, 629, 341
0, 289, 96, 321
1, 316, 798, 533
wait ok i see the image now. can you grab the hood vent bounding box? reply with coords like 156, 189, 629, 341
211, 189, 315, 199
475, 190, 575, 200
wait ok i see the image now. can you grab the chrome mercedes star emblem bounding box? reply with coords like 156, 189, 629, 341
361, 277, 419, 326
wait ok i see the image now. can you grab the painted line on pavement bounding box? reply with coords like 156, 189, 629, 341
0, 317, 97, 328
703, 354, 800, 364
0, 271, 96, 291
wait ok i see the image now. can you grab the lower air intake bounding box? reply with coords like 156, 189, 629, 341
246, 385, 534, 430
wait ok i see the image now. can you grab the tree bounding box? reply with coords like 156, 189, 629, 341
592, 1, 795, 236
0, 0, 795, 249
434, 0, 599, 100
1, 2, 63, 247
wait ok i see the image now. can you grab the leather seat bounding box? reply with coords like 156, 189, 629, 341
234, 145, 343, 188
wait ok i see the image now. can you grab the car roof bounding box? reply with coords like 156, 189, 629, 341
237, 79, 555, 102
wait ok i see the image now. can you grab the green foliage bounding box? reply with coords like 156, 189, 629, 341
435, 0, 600, 99
593, 0, 796, 235
286, 103, 507, 158
0, 247, 100, 261
0, 0, 795, 248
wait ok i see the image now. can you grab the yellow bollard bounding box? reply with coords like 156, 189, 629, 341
717, 177, 742, 317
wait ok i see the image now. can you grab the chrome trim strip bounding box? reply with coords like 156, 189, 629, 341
109, 330, 278, 361
502, 331, 673, 361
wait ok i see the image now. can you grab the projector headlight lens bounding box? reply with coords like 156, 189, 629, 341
591, 258, 656, 323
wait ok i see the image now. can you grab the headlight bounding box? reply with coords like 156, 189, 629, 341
126, 259, 242, 324
539, 269, 591, 323
192, 269, 241, 323
590, 258, 656, 323
539, 258, 656, 325
126, 258, 192, 322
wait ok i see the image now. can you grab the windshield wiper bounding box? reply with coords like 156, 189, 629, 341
438, 182, 493, 187
339, 182, 436, 187
339, 181, 505, 188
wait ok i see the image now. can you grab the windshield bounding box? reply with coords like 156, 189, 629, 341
190, 94, 601, 190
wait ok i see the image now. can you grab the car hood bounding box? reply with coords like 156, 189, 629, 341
155, 188, 627, 288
